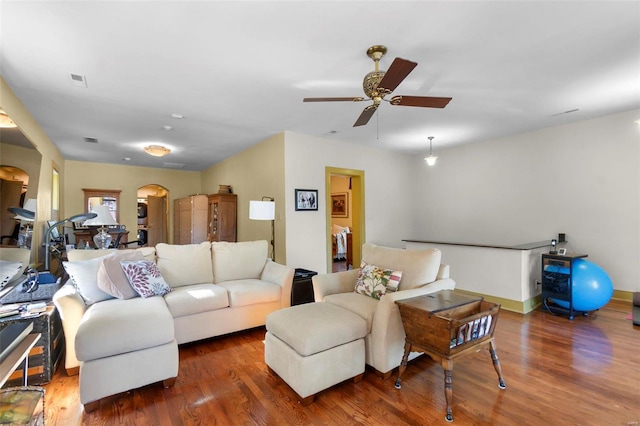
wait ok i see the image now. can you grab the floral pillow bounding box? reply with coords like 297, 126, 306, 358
120, 260, 172, 298
354, 261, 403, 300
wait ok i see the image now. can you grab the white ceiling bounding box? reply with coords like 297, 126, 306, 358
2, 1, 639, 171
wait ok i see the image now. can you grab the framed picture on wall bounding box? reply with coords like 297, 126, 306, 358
295, 189, 318, 211
331, 193, 348, 218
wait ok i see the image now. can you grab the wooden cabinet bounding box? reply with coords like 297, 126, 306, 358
207, 194, 237, 242
173, 195, 208, 244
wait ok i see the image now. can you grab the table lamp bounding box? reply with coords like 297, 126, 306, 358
83, 205, 118, 249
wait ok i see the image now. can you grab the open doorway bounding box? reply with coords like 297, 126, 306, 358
0, 166, 29, 246
137, 184, 169, 247
325, 167, 364, 273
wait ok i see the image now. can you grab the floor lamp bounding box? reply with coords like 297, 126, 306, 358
44, 212, 97, 271
249, 197, 275, 261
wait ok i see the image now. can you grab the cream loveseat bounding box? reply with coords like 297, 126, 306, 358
53, 240, 293, 412
312, 243, 455, 378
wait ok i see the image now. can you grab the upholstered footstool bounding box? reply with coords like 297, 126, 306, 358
265, 302, 367, 405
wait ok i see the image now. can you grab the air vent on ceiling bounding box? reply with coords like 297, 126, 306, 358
70, 73, 88, 88
162, 162, 186, 169
83, 137, 98, 143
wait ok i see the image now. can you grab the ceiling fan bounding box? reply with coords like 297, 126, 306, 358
303, 45, 452, 127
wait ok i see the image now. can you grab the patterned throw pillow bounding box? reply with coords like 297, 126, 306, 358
354, 261, 403, 300
120, 260, 172, 298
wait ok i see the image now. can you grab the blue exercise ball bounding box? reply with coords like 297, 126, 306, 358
551, 259, 613, 312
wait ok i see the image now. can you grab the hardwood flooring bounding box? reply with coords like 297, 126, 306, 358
44, 300, 639, 425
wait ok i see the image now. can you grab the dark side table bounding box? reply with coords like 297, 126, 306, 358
0, 304, 64, 387
291, 269, 317, 306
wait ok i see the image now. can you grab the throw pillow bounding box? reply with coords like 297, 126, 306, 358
0, 260, 23, 288
96, 250, 145, 299
63, 253, 116, 305
120, 260, 172, 298
354, 261, 403, 300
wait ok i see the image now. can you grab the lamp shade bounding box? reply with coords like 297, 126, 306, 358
249, 200, 275, 220
83, 205, 118, 226
11, 198, 37, 221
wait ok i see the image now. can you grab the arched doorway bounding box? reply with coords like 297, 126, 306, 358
137, 184, 169, 247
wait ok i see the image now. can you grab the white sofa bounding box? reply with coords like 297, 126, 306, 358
53, 240, 294, 412
312, 243, 455, 378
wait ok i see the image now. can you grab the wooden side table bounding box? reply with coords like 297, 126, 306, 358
394, 290, 506, 422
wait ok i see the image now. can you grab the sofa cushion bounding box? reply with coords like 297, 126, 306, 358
217, 279, 280, 307
96, 250, 144, 299
121, 260, 172, 298
212, 241, 268, 283
323, 292, 378, 333
362, 243, 441, 290
354, 261, 403, 300
163, 283, 229, 318
75, 296, 174, 361
156, 242, 213, 287
63, 253, 116, 305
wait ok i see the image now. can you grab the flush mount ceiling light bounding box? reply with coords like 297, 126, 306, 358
0, 110, 17, 128
144, 145, 171, 157
424, 136, 438, 166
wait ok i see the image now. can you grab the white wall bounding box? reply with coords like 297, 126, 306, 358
411, 109, 640, 293
284, 131, 415, 274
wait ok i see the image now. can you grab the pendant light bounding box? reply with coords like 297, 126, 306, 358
424, 136, 438, 166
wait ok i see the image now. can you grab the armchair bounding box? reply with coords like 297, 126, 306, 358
313, 242, 455, 378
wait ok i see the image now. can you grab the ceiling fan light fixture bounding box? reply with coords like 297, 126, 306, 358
0, 111, 17, 128
144, 144, 171, 157
424, 136, 438, 166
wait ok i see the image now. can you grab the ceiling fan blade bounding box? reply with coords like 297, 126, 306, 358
303, 97, 365, 102
353, 105, 378, 127
390, 95, 452, 108
376, 58, 418, 94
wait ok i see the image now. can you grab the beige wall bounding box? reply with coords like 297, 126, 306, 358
0, 76, 65, 264
284, 131, 416, 274
201, 132, 286, 262
412, 109, 640, 294
64, 160, 202, 244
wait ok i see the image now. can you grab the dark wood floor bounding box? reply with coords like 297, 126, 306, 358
44, 299, 639, 425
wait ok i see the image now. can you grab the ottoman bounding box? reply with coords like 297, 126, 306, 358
265, 302, 367, 405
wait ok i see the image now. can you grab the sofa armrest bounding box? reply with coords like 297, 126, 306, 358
437, 263, 450, 280
261, 260, 294, 308
312, 269, 359, 302
369, 277, 456, 374
52, 282, 87, 374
